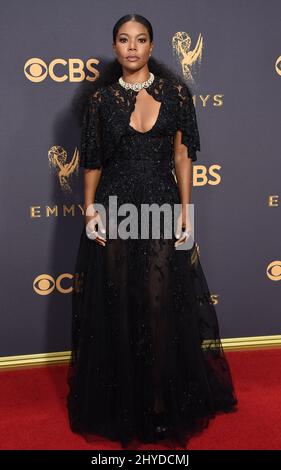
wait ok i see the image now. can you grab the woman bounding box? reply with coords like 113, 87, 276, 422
67, 13, 237, 449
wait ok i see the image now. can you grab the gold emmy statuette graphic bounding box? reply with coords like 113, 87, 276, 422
172, 32, 203, 82
48, 146, 79, 193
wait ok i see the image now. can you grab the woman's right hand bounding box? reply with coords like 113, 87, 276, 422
85, 205, 107, 247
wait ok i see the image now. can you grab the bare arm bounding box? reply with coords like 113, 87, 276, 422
173, 129, 193, 215
83, 167, 106, 246
173, 129, 194, 246
84, 168, 102, 222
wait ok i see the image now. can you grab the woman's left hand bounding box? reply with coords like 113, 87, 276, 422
174, 210, 192, 247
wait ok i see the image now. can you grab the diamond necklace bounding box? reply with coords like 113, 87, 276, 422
118, 72, 155, 92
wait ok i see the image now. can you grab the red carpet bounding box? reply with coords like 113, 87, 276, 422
0, 349, 280, 450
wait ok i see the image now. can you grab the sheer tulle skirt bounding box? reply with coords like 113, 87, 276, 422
67, 217, 237, 448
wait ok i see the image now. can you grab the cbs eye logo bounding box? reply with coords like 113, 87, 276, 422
266, 261, 281, 281
33, 274, 73, 295
24, 57, 100, 82
275, 56, 281, 76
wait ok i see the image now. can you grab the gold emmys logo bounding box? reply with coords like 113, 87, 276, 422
24, 58, 100, 82
268, 195, 279, 207
33, 273, 73, 295
172, 32, 203, 82
266, 261, 281, 281
210, 294, 219, 305
30, 204, 84, 218
48, 146, 79, 193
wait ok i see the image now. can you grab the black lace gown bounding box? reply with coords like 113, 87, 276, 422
67, 75, 237, 448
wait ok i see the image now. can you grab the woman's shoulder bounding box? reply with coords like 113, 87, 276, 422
156, 75, 190, 106
84, 85, 110, 113
89, 82, 121, 103
88, 85, 107, 101
161, 76, 190, 95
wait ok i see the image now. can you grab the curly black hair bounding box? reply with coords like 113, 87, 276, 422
76, 13, 192, 123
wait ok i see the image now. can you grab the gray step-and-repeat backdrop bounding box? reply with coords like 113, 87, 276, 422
1, 1, 280, 358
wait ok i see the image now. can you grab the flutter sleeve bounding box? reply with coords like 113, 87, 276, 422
175, 82, 201, 162
79, 89, 103, 169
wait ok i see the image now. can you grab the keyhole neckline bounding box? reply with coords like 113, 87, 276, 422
113, 75, 164, 134
128, 86, 163, 134
128, 101, 163, 134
